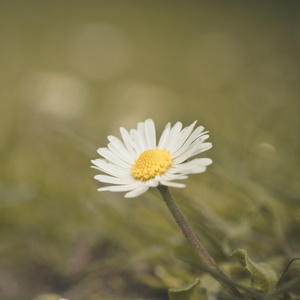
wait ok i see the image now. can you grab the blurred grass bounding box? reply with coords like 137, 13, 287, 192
0, 1, 300, 299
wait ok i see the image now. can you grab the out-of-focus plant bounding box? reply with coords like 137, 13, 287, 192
89, 119, 300, 300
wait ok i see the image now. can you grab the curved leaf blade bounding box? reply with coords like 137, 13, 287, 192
277, 257, 300, 287
230, 248, 278, 294
168, 278, 204, 300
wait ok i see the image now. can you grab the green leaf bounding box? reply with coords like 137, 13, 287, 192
277, 257, 300, 287
230, 248, 278, 294
273, 277, 300, 298
168, 278, 206, 300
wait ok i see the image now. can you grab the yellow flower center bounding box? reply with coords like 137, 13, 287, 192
131, 147, 172, 181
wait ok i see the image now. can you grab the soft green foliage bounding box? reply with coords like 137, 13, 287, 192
277, 258, 300, 288
0, 1, 300, 300
230, 249, 278, 294
168, 278, 203, 300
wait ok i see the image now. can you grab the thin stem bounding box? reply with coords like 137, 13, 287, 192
157, 185, 244, 298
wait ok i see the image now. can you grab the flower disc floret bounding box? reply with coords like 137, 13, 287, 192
131, 147, 172, 181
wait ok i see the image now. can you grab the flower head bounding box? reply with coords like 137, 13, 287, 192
91, 119, 212, 198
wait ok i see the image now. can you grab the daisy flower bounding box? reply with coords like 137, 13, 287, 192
91, 119, 212, 198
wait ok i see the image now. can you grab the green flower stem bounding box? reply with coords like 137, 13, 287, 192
157, 185, 244, 298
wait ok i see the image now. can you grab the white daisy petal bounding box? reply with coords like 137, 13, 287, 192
170, 158, 212, 174
173, 141, 212, 164
144, 119, 156, 149
91, 159, 130, 176
98, 181, 140, 192
94, 174, 134, 185
158, 122, 171, 149
125, 186, 150, 198
97, 148, 132, 168
184, 142, 212, 160
176, 165, 207, 175
120, 127, 137, 157
172, 127, 207, 158
146, 179, 160, 188
130, 129, 147, 153
137, 120, 155, 150
137, 121, 146, 145
168, 121, 198, 153
92, 119, 212, 197
164, 121, 182, 149
195, 157, 213, 166
107, 135, 135, 161
159, 180, 186, 188
107, 143, 134, 166
161, 173, 189, 181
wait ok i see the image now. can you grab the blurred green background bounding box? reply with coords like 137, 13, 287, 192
0, 1, 300, 299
